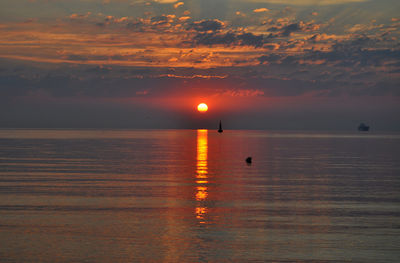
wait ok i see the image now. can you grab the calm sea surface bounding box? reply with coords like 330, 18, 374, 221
0, 129, 399, 262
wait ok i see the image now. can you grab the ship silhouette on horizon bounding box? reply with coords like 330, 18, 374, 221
358, 123, 370, 131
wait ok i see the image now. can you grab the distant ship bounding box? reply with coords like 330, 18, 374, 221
358, 123, 370, 131
218, 120, 223, 133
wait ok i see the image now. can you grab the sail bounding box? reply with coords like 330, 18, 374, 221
218, 120, 223, 133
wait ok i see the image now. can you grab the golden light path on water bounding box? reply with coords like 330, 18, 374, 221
195, 129, 208, 223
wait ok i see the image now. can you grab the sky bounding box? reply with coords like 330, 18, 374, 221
0, 0, 399, 130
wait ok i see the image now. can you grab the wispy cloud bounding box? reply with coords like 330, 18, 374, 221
174, 1, 184, 8
253, 8, 269, 13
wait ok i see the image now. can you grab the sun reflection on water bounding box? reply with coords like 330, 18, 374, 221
195, 129, 208, 223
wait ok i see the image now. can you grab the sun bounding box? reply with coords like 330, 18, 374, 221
197, 103, 208, 112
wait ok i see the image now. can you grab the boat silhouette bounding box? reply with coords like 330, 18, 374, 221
358, 123, 370, 131
218, 120, 223, 133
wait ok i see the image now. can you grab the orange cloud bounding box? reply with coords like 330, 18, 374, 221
69, 12, 91, 19
174, 2, 184, 8
253, 8, 269, 13
0, 9, 397, 76
179, 16, 191, 22
235, 11, 246, 17
159, 74, 228, 79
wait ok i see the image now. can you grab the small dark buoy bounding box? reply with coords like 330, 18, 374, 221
246, 157, 252, 164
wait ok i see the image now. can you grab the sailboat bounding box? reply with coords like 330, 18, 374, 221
218, 120, 223, 133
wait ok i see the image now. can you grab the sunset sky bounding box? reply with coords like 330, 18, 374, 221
1, 0, 399, 130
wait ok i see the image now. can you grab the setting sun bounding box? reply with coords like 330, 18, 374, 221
197, 103, 208, 112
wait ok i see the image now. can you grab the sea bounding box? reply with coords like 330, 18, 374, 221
0, 129, 399, 262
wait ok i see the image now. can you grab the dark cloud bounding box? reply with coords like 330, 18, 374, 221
151, 15, 170, 25
257, 54, 283, 64
281, 22, 301, 36
192, 32, 236, 46
126, 20, 145, 31
3, 65, 395, 101
189, 19, 224, 32
191, 31, 265, 47
67, 54, 88, 61
306, 43, 400, 67
267, 20, 321, 37
237, 32, 264, 47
